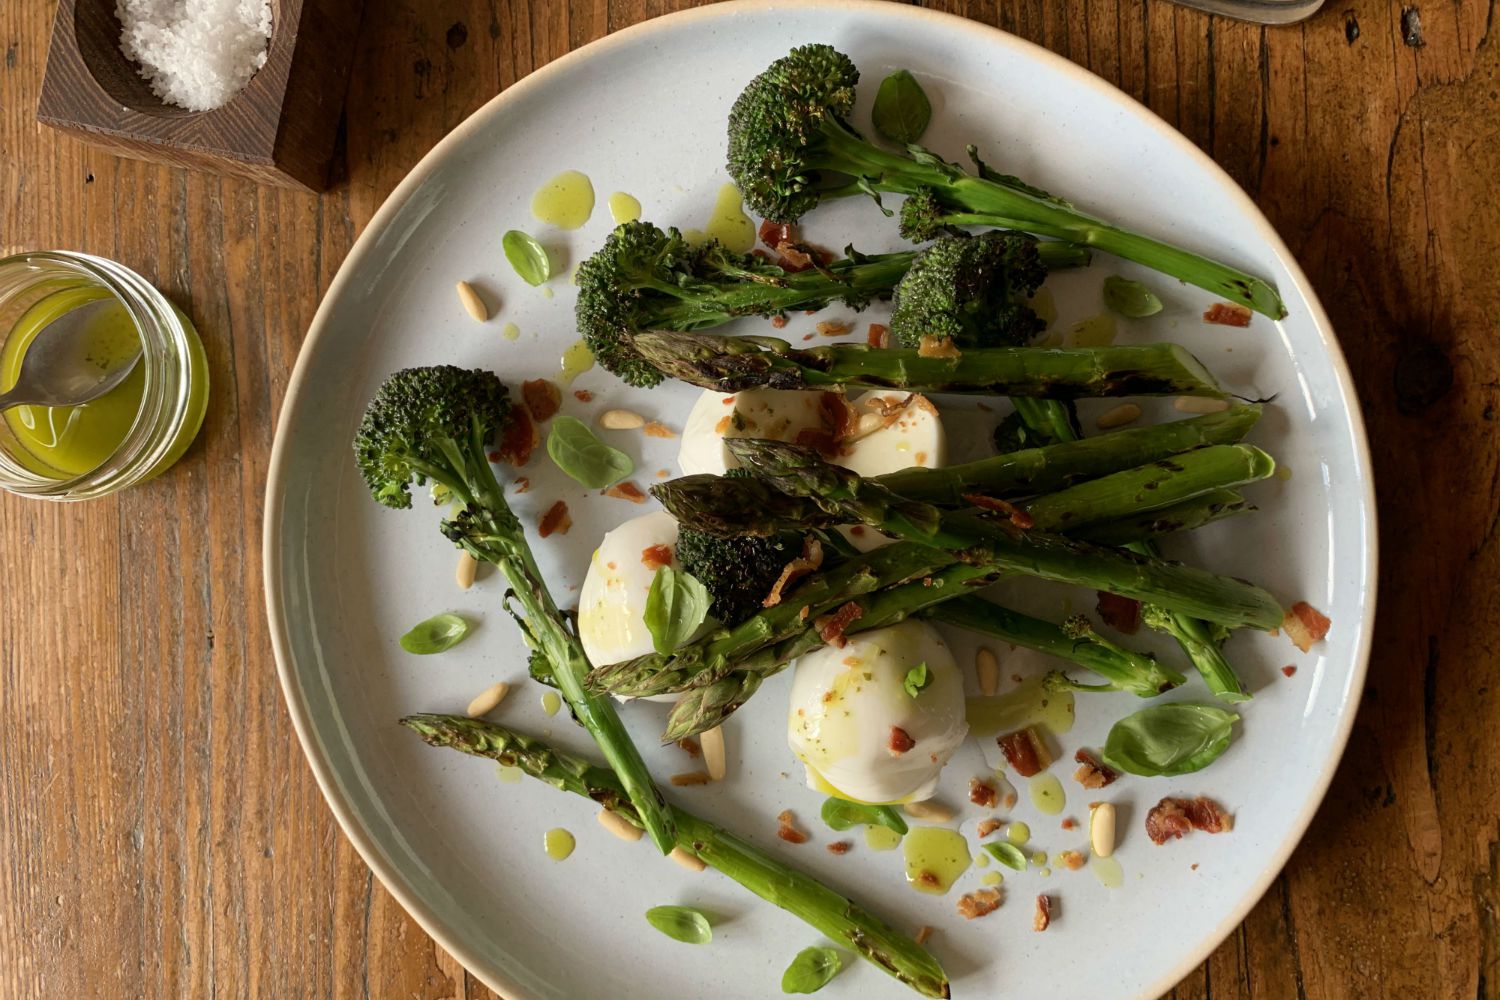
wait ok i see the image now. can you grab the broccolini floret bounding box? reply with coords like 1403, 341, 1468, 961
889, 231, 1056, 349
676, 527, 802, 627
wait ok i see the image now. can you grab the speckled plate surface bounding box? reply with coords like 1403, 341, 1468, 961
263, 4, 1376, 998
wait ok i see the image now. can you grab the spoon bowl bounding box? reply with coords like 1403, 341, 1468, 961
0, 299, 143, 411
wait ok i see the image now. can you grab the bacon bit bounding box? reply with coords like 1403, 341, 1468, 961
656, 468, 670, 478
643, 420, 676, 439
913, 925, 934, 946
826, 840, 853, 855
963, 493, 1035, 529
816, 319, 853, 338
764, 536, 824, 607
820, 391, 859, 441
1096, 592, 1142, 635
770, 315, 788, 329
917, 334, 961, 359
1005, 792, 1018, 809
487, 450, 501, 462
1283, 601, 1331, 652
538, 501, 571, 538
759, 219, 793, 248
802, 333, 817, 342
573, 389, 594, 402
604, 481, 647, 504
1204, 302, 1253, 327
513, 477, 531, 494
815, 601, 864, 649
676, 737, 702, 757
777, 809, 809, 844
1033, 895, 1052, 932
641, 544, 674, 571
969, 778, 1000, 809
888, 726, 916, 756
1146, 796, 1233, 844
1060, 818, 1077, 831
798, 605, 810, 621
670, 771, 712, 786
1282, 665, 1298, 677
867, 323, 890, 348
957, 888, 1003, 920
976, 818, 1003, 838
795, 427, 841, 459
849, 525, 866, 537
714, 414, 732, 434
976, 402, 993, 412
1192, 863, 1200, 871
1059, 850, 1086, 871
774, 241, 815, 272
915, 870, 942, 890
998, 726, 1052, 777
521, 379, 562, 422
496, 403, 539, 466
1072, 749, 1119, 790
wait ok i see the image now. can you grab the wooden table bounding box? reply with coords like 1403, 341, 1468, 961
2, 1, 1495, 996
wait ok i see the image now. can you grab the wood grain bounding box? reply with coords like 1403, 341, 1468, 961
2, 1, 1496, 997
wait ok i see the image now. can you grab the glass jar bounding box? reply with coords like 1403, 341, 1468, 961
0, 251, 208, 500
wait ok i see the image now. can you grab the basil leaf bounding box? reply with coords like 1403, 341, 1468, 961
1102, 276, 1164, 318
902, 661, 931, 698
502, 229, 552, 286
871, 69, 931, 145
1103, 702, 1240, 776
820, 797, 909, 835
546, 415, 632, 488
782, 946, 844, 994
398, 612, 471, 654
644, 905, 712, 945
982, 841, 1028, 871
644, 566, 711, 655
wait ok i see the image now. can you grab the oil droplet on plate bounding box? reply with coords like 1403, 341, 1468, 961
607, 192, 641, 224
966, 675, 1075, 739
531, 170, 594, 230
1065, 313, 1117, 348
541, 691, 562, 716
864, 825, 902, 851
496, 764, 522, 783
540, 287, 554, 300
544, 827, 576, 860
1091, 854, 1124, 889
702, 183, 755, 253
557, 339, 595, 385
980, 871, 1003, 887
902, 827, 971, 895
502, 322, 521, 341
1029, 773, 1065, 816
975, 852, 989, 868
1026, 287, 1057, 328
1006, 821, 1031, 845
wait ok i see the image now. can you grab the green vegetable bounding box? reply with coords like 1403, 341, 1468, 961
982, 841, 1028, 871
820, 797, 909, 835
546, 414, 633, 488
675, 477, 803, 626
502, 229, 551, 285
645, 566, 712, 655
782, 946, 845, 994
398, 612, 471, 654
1103, 276, 1164, 317
645, 905, 712, 944
902, 661, 932, 698
1103, 702, 1241, 776
871, 69, 931, 144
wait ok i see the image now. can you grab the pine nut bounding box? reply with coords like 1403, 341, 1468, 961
455, 281, 489, 322
1173, 396, 1230, 414
669, 846, 706, 872
903, 800, 955, 823
855, 412, 885, 436
1095, 403, 1142, 430
465, 681, 510, 718
598, 408, 645, 430
670, 771, 712, 786
455, 551, 478, 590
1089, 802, 1116, 858
975, 647, 1000, 697
701, 726, 727, 781
596, 809, 642, 842
914, 925, 934, 946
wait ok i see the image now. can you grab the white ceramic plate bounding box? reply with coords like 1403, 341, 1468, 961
264, 4, 1375, 998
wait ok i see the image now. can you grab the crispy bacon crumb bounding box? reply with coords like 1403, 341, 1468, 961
775, 241, 815, 271
1005, 792, 1018, 809
604, 481, 647, 504
1204, 302, 1253, 327
1072, 749, 1120, 789
641, 544, 673, 570
915, 870, 942, 890
1282, 665, 1298, 677
849, 525, 866, 537
998, 726, 1052, 777
802, 333, 817, 342
777, 810, 810, 844
1033, 895, 1052, 932
815, 601, 864, 648
816, 319, 853, 338
957, 888, 1003, 920
1283, 601, 1331, 652
820, 391, 859, 442
964, 493, 1036, 529
1060, 818, 1077, 831
643, 420, 677, 439
670, 771, 712, 786
1096, 592, 1142, 635
759, 219, 794, 248
888, 726, 916, 756
538, 501, 571, 538
1059, 850, 1086, 871
496, 403, 539, 466
676, 738, 701, 757
513, 477, 531, 494
573, 389, 594, 402
1146, 796, 1233, 844
917, 334, 962, 359
521, 378, 561, 422
976, 818, 1003, 838
764, 537, 824, 607
867, 323, 890, 348
914, 925, 934, 946
826, 840, 853, 855
771, 314, 788, 329
487, 450, 501, 463
656, 469, 670, 478
969, 778, 1000, 809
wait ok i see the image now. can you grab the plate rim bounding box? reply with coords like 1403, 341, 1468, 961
262, 3, 1379, 997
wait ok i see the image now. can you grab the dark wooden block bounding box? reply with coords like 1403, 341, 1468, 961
37, 0, 364, 191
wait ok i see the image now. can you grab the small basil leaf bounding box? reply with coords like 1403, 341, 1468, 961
399, 612, 471, 654
1102, 276, 1164, 318
546, 415, 633, 488
1103, 702, 1240, 776
644, 566, 711, 655
982, 841, 1028, 871
644, 905, 712, 944
871, 69, 932, 145
781, 946, 844, 994
902, 661, 932, 698
819, 797, 909, 836
502, 229, 552, 286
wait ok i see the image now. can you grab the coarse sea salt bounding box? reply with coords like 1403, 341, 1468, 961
116, 0, 273, 112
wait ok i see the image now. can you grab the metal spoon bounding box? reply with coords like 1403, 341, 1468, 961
0, 300, 143, 411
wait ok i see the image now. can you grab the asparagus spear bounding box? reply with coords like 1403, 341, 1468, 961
633, 330, 1227, 398
401, 716, 951, 999
1078, 489, 1253, 546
